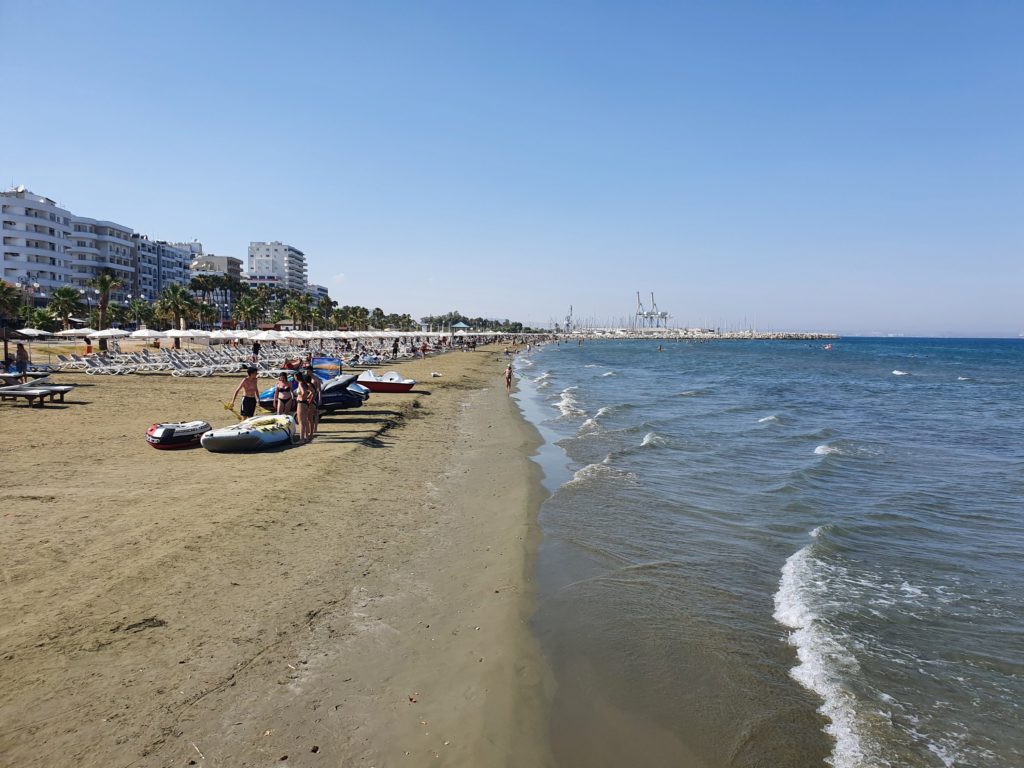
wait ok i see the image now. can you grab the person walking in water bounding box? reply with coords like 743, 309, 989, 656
505, 363, 513, 394
230, 366, 260, 420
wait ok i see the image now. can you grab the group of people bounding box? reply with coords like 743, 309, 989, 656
230, 364, 322, 444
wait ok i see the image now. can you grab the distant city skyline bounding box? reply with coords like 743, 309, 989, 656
2, 2, 1021, 336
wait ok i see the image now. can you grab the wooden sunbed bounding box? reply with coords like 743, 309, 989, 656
0, 384, 74, 407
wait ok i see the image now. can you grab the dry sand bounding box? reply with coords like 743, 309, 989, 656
0, 347, 553, 767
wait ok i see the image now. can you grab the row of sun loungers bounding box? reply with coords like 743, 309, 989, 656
52, 341, 428, 377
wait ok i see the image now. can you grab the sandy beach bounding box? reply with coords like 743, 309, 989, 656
0, 347, 552, 767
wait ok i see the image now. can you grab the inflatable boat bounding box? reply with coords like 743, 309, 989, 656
356, 370, 416, 393
200, 414, 296, 452
146, 420, 212, 450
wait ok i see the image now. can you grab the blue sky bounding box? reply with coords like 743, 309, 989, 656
2, 1, 1021, 335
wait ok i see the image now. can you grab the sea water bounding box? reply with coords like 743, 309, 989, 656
513, 338, 1023, 768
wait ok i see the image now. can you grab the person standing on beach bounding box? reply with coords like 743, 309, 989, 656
230, 366, 260, 420
505, 363, 513, 394
295, 372, 314, 442
272, 372, 293, 415
15, 343, 29, 384
251, 339, 261, 363
304, 365, 322, 436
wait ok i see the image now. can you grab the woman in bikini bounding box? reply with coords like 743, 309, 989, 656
273, 372, 293, 415
295, 373, 311, 442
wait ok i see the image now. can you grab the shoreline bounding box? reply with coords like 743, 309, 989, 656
0, 347, 553, 767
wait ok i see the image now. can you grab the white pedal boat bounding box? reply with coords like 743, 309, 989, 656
200, 414, 296, 452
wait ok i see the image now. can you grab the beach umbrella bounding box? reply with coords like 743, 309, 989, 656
56, 327, 90, 337
17, 328, 52, 337
129, 328, 164, 339
88, 328, 130, 339
251, 330, 283, 341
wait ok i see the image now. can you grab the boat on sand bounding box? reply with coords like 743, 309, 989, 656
146, 420, 211, 450
356, 370, 416, 393
200, 415, 296, 452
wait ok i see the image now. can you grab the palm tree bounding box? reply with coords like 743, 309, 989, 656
197, 303, 218, 329
189, 275, 216, 306
88, 269, 125, 350
369, 307, 386, 330
22, 307, 59, 332
0, 281, 23, 327
155, 284, 196, 349
315, 296, 337, 330
231, 293, 264, 329
284, 295, 312, 331
48, 286, 85, 330
127, 298, 153, 328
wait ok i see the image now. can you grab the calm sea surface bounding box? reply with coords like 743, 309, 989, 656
513, 338, 1023, 768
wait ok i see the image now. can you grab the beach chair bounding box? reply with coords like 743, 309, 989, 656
0, 385, 57, 407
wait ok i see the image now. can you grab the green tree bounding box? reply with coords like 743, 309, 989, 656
232, 293, 265, 329
189, 275, 216, 306
197, 303, 218, 329
22, 307, 59, 332
87, 269, 125, 350
47, 286, 85, 330
155, 284, 197, 348
127, 298, 154, 328
284, 295, 313, 331
0, 281, 21, 328
315, 296, 337, 330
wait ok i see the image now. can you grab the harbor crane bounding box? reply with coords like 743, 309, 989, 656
634, 291, 671, 328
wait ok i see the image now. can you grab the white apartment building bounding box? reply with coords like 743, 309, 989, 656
132, 236, 191, 299
191, 254, 243, 283
307, 283, 331, 301
1, 187, 75, 302
247, 241, 308, 293
67, 216, 136, 302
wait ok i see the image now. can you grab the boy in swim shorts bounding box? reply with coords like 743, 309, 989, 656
231, 366, 260, 419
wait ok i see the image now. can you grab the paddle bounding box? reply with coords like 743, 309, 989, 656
222, 401, 241, 420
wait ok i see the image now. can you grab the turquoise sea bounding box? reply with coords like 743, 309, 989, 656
514, 338, 1023, 768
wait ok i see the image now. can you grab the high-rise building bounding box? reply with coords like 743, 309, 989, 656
247, 241, 308, 293
307, 283, 331, 301
132, 236, 191, 299
67, 216, 136, 302
190, 254, 243, 283
1, 187, 75, 302
4, 185, 212, 311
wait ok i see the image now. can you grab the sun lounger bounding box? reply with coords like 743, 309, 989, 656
0, 385, 56, 407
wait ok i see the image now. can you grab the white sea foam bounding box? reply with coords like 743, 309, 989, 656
578, 417, 600, 433
815, 444, 841, 456
774, 545, 874, 768
595, 406, 612, 418
555, 386, 584, 417
892, 370, 910, 376
640, 432, 666, 448
601, 371, 616, 377
584, 364, 599, 368
956, 376, 971, 381
534, 371, 551, 383
758, 415, 779, 423
565, 462, 638, 488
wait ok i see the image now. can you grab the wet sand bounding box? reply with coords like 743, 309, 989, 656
0, 348, 552, 767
